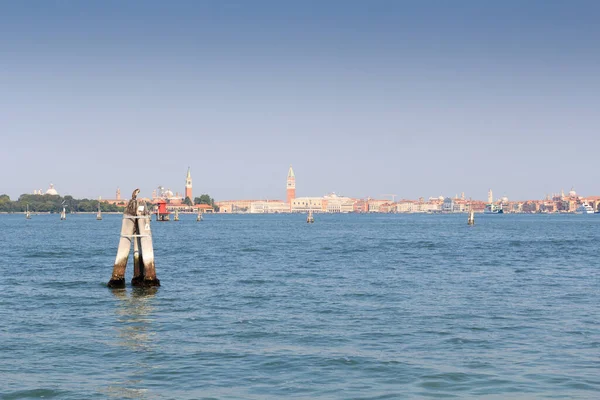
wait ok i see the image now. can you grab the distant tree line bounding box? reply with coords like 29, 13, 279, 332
0, 194, 125, 213
193, 194, 219, 211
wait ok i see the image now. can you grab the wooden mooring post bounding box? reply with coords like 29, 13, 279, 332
468, 209, 475, 226
108, 189, 160, 288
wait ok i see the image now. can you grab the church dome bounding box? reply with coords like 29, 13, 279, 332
569, 187, 577, 197
501, 196, 509, 203
45, 184, 59, 196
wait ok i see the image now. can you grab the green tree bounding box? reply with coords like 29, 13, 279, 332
194, 194, 218, 211
195, 194, 213, 205
184, 196, 193, 206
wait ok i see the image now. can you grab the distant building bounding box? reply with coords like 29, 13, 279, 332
185, 167, 193, 200
291, 197, 324, 212
367, 199, 389, 212
442, 197, 454, 212
45, 184, 59, 196
102, 187, 127, 206
286, 165, 296, 209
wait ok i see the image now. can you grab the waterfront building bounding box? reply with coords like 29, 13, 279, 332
322, 193, 354, 213
291, 197, 324, 212
452, 199, 468, 213
442, 197, 454, 213
378, 203, 394, 213
396, 200, 418, 213
249, 200, 288, 214
367, 199, 389, 212
215, 199, 257, 213
353, 199, 368, 213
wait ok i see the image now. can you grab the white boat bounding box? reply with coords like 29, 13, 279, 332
575, 203, 595, 214
484, 204, 503, 214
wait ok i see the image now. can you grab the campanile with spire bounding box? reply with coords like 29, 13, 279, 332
185, 167, 193, 200
286, 165, 296, 206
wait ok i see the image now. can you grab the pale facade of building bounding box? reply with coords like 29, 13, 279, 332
250, 200, 288, 213
367, 199, 389, 212
291, 197, 324, 212
323, 193, 354, 213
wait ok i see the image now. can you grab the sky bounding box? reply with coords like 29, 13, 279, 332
1, 1, 599, 201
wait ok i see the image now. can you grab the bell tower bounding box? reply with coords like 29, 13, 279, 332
286, 165, 296, 207
185, 167, 193, 200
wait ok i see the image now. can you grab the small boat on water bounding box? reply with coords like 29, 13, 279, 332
575, 203, 595, 214
25, 204, 31, 219
96, 203, 102, 220
307, 210, 314, 223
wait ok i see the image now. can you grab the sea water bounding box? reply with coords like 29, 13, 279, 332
1, 213, 599, 399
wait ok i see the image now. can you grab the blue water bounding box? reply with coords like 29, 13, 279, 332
1, 213, 599, 399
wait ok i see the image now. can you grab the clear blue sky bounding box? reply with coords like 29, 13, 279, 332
1, 1, 599, 201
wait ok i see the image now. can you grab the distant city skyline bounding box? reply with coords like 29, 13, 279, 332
20, 166, 595, 204
1, 1, 599, 200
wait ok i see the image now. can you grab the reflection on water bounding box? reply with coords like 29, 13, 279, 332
112, 287, 158, 352
103, 287, 159, 399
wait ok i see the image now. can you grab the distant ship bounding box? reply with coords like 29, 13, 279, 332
575, 203, 595, 214
484, 204, 504, 214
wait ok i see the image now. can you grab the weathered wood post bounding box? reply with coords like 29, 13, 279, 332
468, 209, 475, 226
108, 189, 160, 288
131, 222, 144, 286
136, 211, 159, 286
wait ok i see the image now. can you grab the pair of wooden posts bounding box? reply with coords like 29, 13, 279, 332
108, 189, 160, 288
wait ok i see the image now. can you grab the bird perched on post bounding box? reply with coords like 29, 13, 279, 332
125, 188, 141, 215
